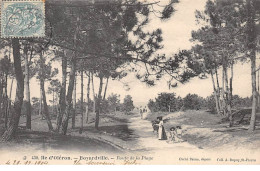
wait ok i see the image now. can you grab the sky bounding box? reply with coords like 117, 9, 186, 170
105, 0, 253, 106
2, 0, 256, 107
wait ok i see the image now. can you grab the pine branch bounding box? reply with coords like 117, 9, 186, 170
47, 1, 160, 8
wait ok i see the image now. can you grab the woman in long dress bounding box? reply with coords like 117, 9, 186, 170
157, 116, 167, 140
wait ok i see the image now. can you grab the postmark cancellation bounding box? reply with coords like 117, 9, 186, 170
0, 0, 45, 38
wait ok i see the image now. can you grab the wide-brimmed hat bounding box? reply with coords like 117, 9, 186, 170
157, 116, 163, 120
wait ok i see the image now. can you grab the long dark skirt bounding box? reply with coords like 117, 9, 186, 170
158, 126, 167, 140
162, 126, 167, 140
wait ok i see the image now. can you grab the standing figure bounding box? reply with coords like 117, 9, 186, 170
156, 116, 167, 140
140, 108, 143, 119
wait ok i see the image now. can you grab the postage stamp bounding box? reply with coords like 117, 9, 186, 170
1, 0, 45, 38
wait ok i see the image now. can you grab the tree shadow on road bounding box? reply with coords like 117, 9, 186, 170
0, 128, 122, 154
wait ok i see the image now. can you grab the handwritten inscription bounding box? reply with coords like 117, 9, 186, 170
2, 155, 154, 165
5, 160, 48, 165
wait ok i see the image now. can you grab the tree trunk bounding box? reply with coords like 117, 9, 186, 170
95, 76, 103, 129
79, 64, 84, 134
1, 38, 24, 141
52, 91, 55, 115
8, 78, 14, 108
56, 55, 67, 132
223, 60, 233, 127
210, 69, 221, 115
103, 77, 109, 100
72, 75, 76, 129
215, 66, 222, 113
222, 64, 227, 116
91, 72, 96, 115
61, 57, 76, 135
0, 81, 6, 128
2, 71, 8, 129
247, 0, 257, 132
56, 94, 59, 115
229, 62, 234, 127
3, 90, 8, 129
39, 88, 42, 116
24, 47, 31, 129
62, 13, 79, 134
40, 79, 53, 131
5, 78, 13, 129
250, 53, 257, 131
39, 52, 53, 131
257, 71, 260, 109
0, 82, 3, 119
3, 72, 8, 121
85, 72, 91, 123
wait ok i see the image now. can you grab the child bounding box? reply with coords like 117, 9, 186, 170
175, 126, 184, 142
167, 127, 177, 143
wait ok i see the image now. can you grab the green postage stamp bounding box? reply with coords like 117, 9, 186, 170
1, 0, 45, 38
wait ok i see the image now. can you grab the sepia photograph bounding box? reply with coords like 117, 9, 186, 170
0, 0, 259, 165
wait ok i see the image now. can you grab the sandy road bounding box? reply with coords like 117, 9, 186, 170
128, 114, 201, 155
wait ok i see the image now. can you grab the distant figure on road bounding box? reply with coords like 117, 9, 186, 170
156, 116, 167, 140
140, 108, 143, 119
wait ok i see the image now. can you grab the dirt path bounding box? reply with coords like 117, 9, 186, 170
127, 114, 201, 155
2, 110, 259, 157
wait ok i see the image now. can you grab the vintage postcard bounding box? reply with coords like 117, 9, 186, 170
0, 0, 259, 165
